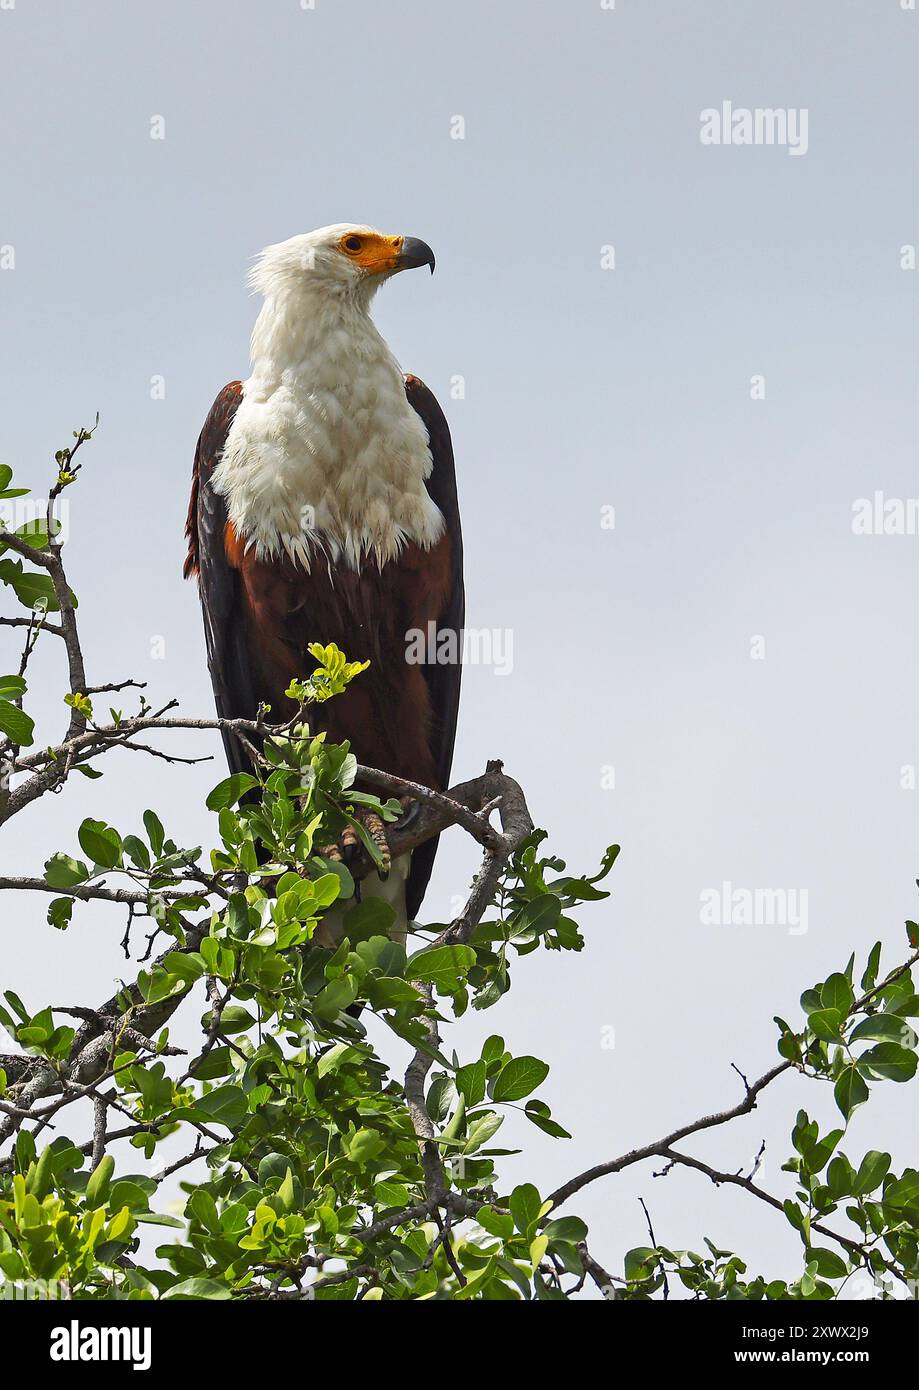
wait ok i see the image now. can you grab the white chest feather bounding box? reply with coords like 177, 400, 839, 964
212, 292, 444, 570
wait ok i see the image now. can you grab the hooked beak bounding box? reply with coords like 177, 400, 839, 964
395, 236, 436, 275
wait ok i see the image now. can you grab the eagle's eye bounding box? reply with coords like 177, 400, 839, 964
341, 234, 364, 255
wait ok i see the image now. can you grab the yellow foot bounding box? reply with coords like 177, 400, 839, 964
318, 807, 392, 880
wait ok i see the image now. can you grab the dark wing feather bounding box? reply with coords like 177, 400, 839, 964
185, 381, 258, 776
403, 375, 465, 920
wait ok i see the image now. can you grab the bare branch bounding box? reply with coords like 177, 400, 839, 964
400, 760, 535, 1200
0, 615, 64, 638
655, 1146, 909, 1287
0, 876, 151, 906
546, 1060, 792, 1210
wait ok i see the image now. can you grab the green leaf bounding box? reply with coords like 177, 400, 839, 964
852, 1151, 891, 1196
77, 819, 122, 870
85, 1154, 114, 1206
543, 1215, 588, 1243
277, 1168, 296, 1211
509, 1183, 542, 1236
1, 565, 68, 613
122, 835, 151, 871
213, 1005, 255, 1036
884, 1169, 919, 1211
192, 1046, 233, 1081
834, 1066, 869, 1120
456, 1060, 487, 1107
366, 977, 421, 1010
342, 897, 397, 942
0, 698, 33, 746
406, 944, 476, 989
143, 809, 165, 856
47, 897, 73, 931
462, 1111, 503, 1153
492, 1056, 550, 1103
353, 935, 405, 978
312, 976, 359, 1020
860, 943, 882, 993
43, 853, 90, 889
206, 773, 259, 812
820, 973, 854, 1014
624, 1246, 658, 1281
309, 873, 342, 910
4, 992, 29, 1024
12, 518, 59, 551
346, 1128, 386, 1165
807, 1247, 848, 1280
827, 1154, 855, 1198
187, 1189, 221, 1233
425, 1074, 456, 1123
801, 1128, 844, 1175
108, 1179, 153, 1211
849, 1014, 917, 1047
196, 1086, 248, 1128
856, 1042, 918, 1083
476, 1207, 514, 1240
162, 952, 205, 984
808, 1008, 844, 1043
511, 894, 562, 937
0, 674, 26, 700
524, 1101, 572, 1139
162, 1278, 231, 1300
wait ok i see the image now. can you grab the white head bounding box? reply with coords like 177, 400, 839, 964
249, 223, 436, 308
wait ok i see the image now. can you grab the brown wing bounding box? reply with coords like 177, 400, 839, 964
185, 381, 259, 775
186, 375, 464, 923
402, 375, 464, 919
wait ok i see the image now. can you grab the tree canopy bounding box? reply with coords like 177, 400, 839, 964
1, 427, 918, 1301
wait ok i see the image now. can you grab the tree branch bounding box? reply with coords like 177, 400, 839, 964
546, 1061, 791, 1209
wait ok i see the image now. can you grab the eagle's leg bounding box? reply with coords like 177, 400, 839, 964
354, 795, 427, 880
352, 808, 392, 880
316, 840, 344, 864
316, 807, 392, 880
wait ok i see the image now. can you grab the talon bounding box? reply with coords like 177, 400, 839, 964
317, 810, 392, 878
340, 822, 361, 865
357, 808, 391, 879
396, 795, 422, 830
317, 842, 344, 864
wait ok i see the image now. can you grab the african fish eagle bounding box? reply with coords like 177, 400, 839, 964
184, 225, 464, 930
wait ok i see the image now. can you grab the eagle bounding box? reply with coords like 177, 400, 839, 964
184, 225, 463, 932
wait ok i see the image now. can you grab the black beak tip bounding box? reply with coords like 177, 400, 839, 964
400, 237, 436, 276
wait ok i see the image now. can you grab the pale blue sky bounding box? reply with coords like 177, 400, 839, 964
2, 0, 919, 1289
